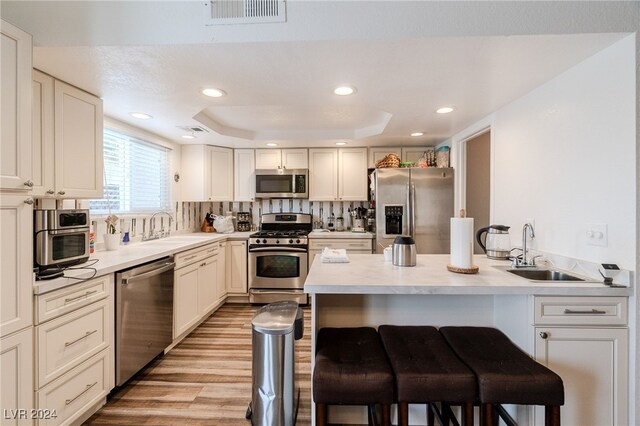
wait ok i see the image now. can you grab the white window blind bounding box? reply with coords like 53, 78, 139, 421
90, 129, 171, 214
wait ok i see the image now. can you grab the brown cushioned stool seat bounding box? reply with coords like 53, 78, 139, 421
379, 325, 477, 426
313, 327, 394, 426
439, 326, 564, 426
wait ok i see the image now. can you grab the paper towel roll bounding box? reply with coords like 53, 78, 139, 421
450, 217, 474, 268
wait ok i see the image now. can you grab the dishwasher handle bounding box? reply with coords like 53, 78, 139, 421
122, 262, 175, 285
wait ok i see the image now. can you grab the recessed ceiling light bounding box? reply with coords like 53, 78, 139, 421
182, 134, 195, 139
266, 143, 278, 147
411, 132, 424, 137
333, 85, 356, 96
202, 88, 226, 98
335, 142, 347, 146
130, 112, 152, 119
436, 106, 454, 114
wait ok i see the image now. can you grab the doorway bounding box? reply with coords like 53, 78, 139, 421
464, 130, 491, 254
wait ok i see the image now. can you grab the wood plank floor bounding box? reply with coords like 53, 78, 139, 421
85, 304, 311, 425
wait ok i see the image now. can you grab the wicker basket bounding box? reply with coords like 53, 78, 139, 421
375, 153, 401, 168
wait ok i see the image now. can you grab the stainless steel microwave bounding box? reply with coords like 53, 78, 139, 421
255, 169, 308, 199
34, 209, 90, 268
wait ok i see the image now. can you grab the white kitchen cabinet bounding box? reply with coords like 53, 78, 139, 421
174, 262, 201, 338
368, 147, 399, 168
234, 149, 255, 201
401, 147, 430, 163
226, 240, 248, 295
309, 148, 367, 201
1, 20, 33, 191
181, 145, 233, 201
308, 238, 372, 265
1, 327, 34, 426
531, 296, 628, 426
0, 193, 33, 337
255, 148, 308, 169
216, 241, 227, 302
31, 70, 54, 196
198, 255, 219, 316
309, 149, 338, 201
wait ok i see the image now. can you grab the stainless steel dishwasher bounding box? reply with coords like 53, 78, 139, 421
115, 256, 175, 386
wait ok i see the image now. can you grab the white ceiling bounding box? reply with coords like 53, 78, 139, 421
2, 1, 635, 148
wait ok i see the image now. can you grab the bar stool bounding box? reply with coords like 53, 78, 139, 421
439, 326, 564, 426
379, 325, 477, 426
313, 327, 394, 426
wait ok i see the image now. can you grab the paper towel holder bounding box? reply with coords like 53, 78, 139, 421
447, 208, 479, 274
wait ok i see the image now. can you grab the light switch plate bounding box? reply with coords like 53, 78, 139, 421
586, 223, 608, 247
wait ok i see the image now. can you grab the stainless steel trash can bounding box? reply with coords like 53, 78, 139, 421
248, 301, 303, 426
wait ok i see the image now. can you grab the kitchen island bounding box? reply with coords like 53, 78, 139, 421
304, 254, 631, 425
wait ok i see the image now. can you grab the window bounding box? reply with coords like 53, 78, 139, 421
90, 129, 171, 214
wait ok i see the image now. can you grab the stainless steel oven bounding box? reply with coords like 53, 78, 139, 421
34, 209, 90, 269
248, 213, 311, 304
255, 169, 308, 199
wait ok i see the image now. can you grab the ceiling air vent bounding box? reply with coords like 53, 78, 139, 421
177, 125, 209, 133
204, 0, 286, 25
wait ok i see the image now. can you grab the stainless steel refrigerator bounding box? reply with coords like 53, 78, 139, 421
374, 168, 454, 254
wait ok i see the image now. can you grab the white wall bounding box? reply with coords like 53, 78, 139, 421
454, 35, 636, 270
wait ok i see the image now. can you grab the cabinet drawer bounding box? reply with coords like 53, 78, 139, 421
37, 298, 109, 388
36, 349, 110, 426
532, 296, 627, 326
309, 239, 372, 251
174, 242, 218, 269
36, 275, 111, 324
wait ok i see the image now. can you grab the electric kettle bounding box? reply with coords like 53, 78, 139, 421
475, 225, 511, 260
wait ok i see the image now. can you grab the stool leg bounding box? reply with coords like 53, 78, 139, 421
442, 403, 451, 424
381, 403, 391, 426
367, 404, 376, 426
427, 403, 435, 426
461, 402, 474, 426
398, 401, 409, 426
481, 403, 496, 426
545, 405, 561, 426
316, 403, 327, 426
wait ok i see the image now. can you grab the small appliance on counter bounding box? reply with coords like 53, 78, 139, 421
392, 236, 416, 267
236, 212, 252, 232
476, 225, 511, 260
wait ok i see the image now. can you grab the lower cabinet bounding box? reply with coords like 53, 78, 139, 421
1, 327, 34, 426
216, 241, 227, 301
226, 240, 247, 295
308, 238, 373, 264
32, 274, 114, 426
531, 296, 628, 426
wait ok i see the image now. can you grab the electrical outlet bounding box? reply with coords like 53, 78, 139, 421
586, 223, 608, 247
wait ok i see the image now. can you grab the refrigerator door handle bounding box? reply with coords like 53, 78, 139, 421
410, 182, 416, 238
406, 182, 412, 236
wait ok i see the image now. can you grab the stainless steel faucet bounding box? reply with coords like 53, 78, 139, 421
144, 211, 173, 240
513, 222, 536, 267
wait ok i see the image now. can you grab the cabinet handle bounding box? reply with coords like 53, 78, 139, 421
46, 189, 55, 195
65, 330, 98, 347
65, 290, 98, 303
563, 309, 607, 315
65, 382, 98, 405
183, 254, 197, 261
24, 180, 34, 187
24, 198, 34, 205
58, 190, 66, 195
539, 332, 549, 339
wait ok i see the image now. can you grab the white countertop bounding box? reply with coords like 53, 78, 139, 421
308, 231, 374, 239
34, 232, 253, 295
304, 254, 632, 296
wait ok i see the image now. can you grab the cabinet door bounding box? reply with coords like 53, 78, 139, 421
216, 242, 227, 302
234, 149, 255, 202
31, 70, 55, 197
309, 149, 338, 201
198, 256, 218, 315
282, 149, 308, 169
255, 149, 281, 169
227, 241, 247, 294
368, 147, 399, 168
1, 327, 34, 425
534, 327, 628, 426
401, 147, 429, 163
173, 263, 201, 338
338, 148, 368, 201
180, 145, 207, 201
1, 20, 32, 191
54, 80, 103, 198
208, 146, 233, 201
0, 194, 33, 337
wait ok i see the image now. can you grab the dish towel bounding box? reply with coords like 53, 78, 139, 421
321, 247, 350, 263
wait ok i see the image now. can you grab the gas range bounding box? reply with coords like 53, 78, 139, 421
250, 230, 309, 246
249, 213, 312, 248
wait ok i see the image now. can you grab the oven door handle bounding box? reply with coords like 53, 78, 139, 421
48, 227, 90, 235
249, 247, 307, 253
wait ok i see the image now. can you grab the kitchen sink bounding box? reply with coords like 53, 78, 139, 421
506, 268, 585, 281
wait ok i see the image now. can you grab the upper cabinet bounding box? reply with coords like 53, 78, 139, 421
255, 148, 308, 169
31, 70, 103, 198
309, 148, 367, 201
1, 20, 32, 191
181, 145, 233, 202
234, 149, 255, 202
367, 146, 433, 168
